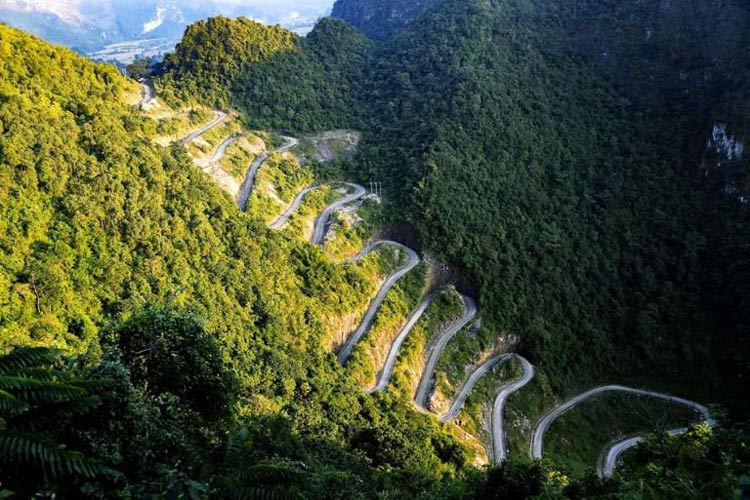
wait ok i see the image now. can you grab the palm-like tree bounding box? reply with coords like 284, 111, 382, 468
0, 347, 113, 494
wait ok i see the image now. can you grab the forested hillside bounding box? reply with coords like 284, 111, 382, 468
0, 24, 474, 497
330, 0, 442, 41
158, 16, 371, 131
355, 0, 750, 408
2, 0, 750, 496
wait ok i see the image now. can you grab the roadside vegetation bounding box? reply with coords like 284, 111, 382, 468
2, 0, 749, 495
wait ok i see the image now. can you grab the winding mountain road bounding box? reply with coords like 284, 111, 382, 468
337, 241, 420, 365
269, 186, 321, 230
414, 295, 478, 409
530, 385, 715, 460
492, 355, 535, 462
135, 81, 225, 144
369, 295, 436, 393
196, 133, 241, 168
140, 82, 718, 476
238, 136, 299, 211
599, 427, 694, 478
180, 111, 229, 145
440, 354, 512, 422
312, 184, 367, 245
600, 436, 644, 478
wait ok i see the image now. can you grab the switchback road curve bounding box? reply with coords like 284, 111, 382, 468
414, 295, 478, 409
491, 355, 535, 462
440, 354, 512, 422
369, 295, 436, 393
269, 186, 321, 230
238, 135, 299, 210
530, 385, 714, 460
337, 241, 420, 365
311, 184, 367, 245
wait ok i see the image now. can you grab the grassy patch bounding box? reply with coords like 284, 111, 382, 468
247, 152, 315, 223
433, 323, 514, 406
185, 119, 242, 159
319, 245, 406, 351
143, 108, 214, 144
325, 197, 382, 261
216, 133, 267, 183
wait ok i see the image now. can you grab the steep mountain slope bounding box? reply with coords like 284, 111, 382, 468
355, 0, 749, 403
151, 0, 750, 412
0, 24, 473, 497
158, 16, 372, 131
3, 0, 750, 496
559, 0, 750, 189
331, 0, 442, 41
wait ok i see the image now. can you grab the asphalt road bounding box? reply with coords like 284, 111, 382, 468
311, 183, 367, 245
440, 354, 512, 422
196, 133, 241, 169
414, 295, 478, 409
238, 136, 299, 211
369, 295, 436, 393
139, 82, 154, 108
530, 385, 715, 460
179, 111, 229, 145
337, 241, 420, 365
268, 186, 321, 230
598, 427, 691, 478
491, 355, 535, 462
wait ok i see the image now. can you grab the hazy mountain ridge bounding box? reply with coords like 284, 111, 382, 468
0, 0, 326, 59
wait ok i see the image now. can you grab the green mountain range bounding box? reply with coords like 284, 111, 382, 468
0, 0, 748, 497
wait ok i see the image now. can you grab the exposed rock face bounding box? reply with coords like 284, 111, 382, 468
331, 0, 442, 41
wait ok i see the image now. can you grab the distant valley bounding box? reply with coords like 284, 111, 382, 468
0, 0, 328, 63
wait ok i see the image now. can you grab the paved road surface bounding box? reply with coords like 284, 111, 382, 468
599, 427, 692, 478
180, 111, 229, 145
311, 184, 367, 245
269, 186, 321, 230
369, 295, 436, 393
337, 241, 420, 365
491, 355, 535, 462
414, 295, 478, 409
440, 354, 512, 422
197, 133, 241, 168
238, 136, 299, 210
530, 385, 715, 460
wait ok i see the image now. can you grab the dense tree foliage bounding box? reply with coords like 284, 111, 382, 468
0, 24, 471, 497
108, 306, 238, 424
158, 16, 372, 132
0, 348, 114, 497
331, 0, 442, 42
2, 0, 750, 494
617, 423, 750, 499
354, 0, 750, 408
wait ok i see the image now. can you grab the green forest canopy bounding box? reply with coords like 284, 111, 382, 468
2, 0, 750, 494
158, 0, 750, 406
